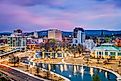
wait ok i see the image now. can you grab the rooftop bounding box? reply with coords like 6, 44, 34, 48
93, 43, 121, 51
101, 43, 114, 46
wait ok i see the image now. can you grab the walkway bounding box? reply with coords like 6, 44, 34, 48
0, 49, 20, 57
0, 64, 48, 81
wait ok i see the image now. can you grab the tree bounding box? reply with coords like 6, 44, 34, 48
9, 55, 19, 67
46, 71, 50, 79
26, 64, 29, 71
92, 74, 101, 81
77, 44, 83, 57
118, 60, 121, 67
35, 67, 40, 75
97, 58, 100, 64
0, 77, 8, 81
97, 56, 101, 64
86, 58, 89, 64
73, 51, 77, 58
105, 37, 110, 43
45, 64, 50, 79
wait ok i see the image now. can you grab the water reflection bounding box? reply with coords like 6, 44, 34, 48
90, 67, 94, 77
28, 61, 117, 81
60, 64, 64, 72
48, 64, 51, 71
64, 64, 67, 71
73, 65, 77, 74
105, 71, 107, 78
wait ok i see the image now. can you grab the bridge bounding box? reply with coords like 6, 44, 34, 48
0, 49, 20, 58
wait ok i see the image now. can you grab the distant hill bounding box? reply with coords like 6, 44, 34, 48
36, 30, 121, 37
85, 30, 121, 36
0, 32, 11, 36
62, 31, 72, 37
0, 30, 121, 37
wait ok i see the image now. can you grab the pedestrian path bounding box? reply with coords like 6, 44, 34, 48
0, 64, 50, 81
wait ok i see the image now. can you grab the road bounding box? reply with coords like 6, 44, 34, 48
0, 64, 45, 81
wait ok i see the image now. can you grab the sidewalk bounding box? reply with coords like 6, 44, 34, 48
0, 64, 49, 81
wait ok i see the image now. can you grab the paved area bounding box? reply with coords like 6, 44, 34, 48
0, 64, 44, 81
0, 51, 64, 81
0, 51, 120, 81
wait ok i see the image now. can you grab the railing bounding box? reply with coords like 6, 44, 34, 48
0, 49, 20, 57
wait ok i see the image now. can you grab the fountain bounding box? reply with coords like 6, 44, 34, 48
80, 65, 84, 73
42, 63, 45, 68
90, 67, 94, 76
60, 65, 64, 72
99, 69, 102, 72
80, 65, 85, 80
64, 64, 67, 71
69, 74, 72, 77
24, 60, 118, 81
105, 71, 107, 78
48, 64, 51, 71
74, 65, 77, 74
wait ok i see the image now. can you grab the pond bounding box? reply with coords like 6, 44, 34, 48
32, 62, 117, 81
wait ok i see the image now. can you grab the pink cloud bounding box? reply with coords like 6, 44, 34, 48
0, 1, 121, 31
0, 3, 74, 30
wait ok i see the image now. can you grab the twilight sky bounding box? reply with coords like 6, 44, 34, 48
0, 0, 121, 32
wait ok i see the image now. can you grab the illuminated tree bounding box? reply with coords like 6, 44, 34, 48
92, 74, 101, 81
9, 55, 19, 67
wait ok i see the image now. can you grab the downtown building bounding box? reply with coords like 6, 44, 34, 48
27, 31, 43, 51
84, 39, 96, 51
48, 29, 62, 41
7, 29, 27, 50
91, 43, 121, 59
115, 38, 121, 47
72, 27, 85, 46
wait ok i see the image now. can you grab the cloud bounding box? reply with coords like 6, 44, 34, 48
0, 3, 74, 31
0, 0, 121, 31
0, 0, 65, 7
95, 0, 121, 8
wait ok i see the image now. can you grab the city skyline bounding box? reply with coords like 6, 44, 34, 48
0, 0, 121, 32
0, 1, 121, 79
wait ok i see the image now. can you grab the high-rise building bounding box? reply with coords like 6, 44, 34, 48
48, 29, 62, 41
72, 27, 85, 45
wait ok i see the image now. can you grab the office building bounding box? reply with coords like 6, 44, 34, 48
72, 27, 85, 46
48, 29, 62, 41
7, 29, 27, 50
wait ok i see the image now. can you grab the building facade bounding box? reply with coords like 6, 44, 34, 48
48, 29, 62, 41
0, 37, 7, 44
115, 38, 121, 47
91, 43, 121, 59
27, 38, 43, 50
7, 29, 27, 50
84, 39, 95, 50
72, 28, 85, 46
33, 31, 39, 38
